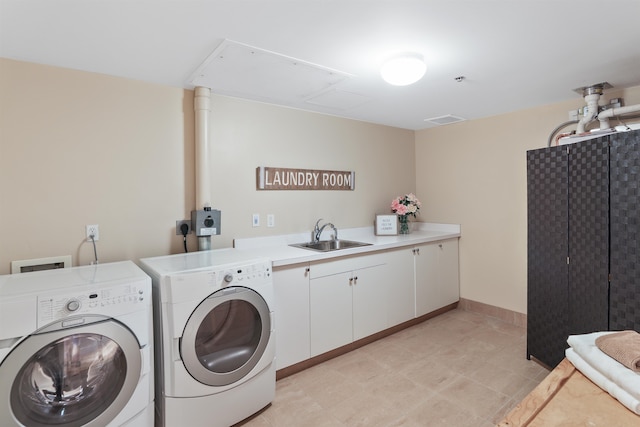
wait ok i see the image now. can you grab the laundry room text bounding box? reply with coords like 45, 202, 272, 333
256, 166, 355, 190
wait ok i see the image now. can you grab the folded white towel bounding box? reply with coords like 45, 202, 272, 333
567, 332, 640, 402
566, 348, 640, 415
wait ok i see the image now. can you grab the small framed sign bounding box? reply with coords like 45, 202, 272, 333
375, 214, 398, 235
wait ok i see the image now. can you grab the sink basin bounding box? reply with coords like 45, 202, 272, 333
290, 239, 372, 252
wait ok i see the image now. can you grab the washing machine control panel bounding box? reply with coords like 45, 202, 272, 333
217, 260, 272, 287
36, 281, 150, 327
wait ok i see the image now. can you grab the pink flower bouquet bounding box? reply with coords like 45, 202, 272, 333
391, 193, 421, 218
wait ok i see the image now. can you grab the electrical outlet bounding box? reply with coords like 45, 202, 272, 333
175, 220, 192, 235
252, 213, 260, 227
267, 214, 275, 228
86, 224, 99, 242
191, 209, 221, 236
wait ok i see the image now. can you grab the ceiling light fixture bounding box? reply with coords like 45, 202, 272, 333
380, 53, 426, 86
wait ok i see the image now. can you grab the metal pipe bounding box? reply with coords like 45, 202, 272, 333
198, 235, 211, 251
547, 120, 579, 147
194, 87, 211, 211
194, 87, 212, 251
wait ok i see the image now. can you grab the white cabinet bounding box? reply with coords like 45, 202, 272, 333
414, 239, 460, 317
438, 239, 460, 307
272, 263, 311, 370
309, 270, 354, 356
352, 264, 388, 340
309, 253, 387, 357
272, 237, 460, 369
383, 248, 415, 326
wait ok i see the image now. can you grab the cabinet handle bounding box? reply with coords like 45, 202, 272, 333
354, 276, 358, 284
413, 248, 420, 255
349, 277, 353, 285
439, 244, 443, 249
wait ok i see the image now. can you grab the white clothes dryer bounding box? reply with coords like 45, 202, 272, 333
0, 261, 154, 427
140, 253, 275, 427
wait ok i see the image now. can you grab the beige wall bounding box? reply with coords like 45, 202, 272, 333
415, 85, 640, 314
0, 59, 415, 275
208, 96, 415, 241
4, 58, 638, 315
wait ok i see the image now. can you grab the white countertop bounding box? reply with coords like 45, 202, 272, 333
234, 222, 461, 268
140, 223, 460, 274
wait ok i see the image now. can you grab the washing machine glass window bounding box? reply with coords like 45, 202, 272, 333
181, 287, 271, 387
0, 318, 142, 427
14, 333, 124, 425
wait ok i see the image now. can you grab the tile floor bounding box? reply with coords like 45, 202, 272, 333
239, 308, 550, 427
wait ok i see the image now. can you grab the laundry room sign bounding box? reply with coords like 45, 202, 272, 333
256, 166, 355, 190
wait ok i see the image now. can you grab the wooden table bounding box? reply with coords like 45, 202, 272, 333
498, 358, 640, 426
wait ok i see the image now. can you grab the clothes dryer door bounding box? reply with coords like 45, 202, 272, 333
0, 315, 141, 427
181, 286, 271, 386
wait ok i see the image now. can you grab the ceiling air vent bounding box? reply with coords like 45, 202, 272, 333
424, 114, 466, 126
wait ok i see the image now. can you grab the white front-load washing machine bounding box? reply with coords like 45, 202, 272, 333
139, 252, 275, 427
0, 261, 154, 427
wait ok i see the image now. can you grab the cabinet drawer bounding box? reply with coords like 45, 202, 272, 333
309, 251, 386, 279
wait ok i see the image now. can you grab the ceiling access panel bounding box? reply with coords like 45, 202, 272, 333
188, 39, 355, 109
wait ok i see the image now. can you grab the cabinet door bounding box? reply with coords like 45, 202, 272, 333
415, 240, 460, 317
567, 139, 609, 334
414, 243, 439, 317
273, 264, 311, 370
309, 271, 353, 357
353, 264, 387, 340
527, 145, 569, 368
384, 248, 415, 325
610, 131, 640, 331
437, 239, 460, 308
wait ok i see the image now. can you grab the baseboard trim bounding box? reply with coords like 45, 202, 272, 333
458, 298, 526, 328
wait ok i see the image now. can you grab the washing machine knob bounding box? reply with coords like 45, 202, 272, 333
223, 273, 234, 283
66, 299, 81, 312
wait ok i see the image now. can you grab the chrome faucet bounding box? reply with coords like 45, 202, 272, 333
313, 219, 338, 242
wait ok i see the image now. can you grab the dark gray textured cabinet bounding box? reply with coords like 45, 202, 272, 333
610, 131, 640, 330
526, 129, 640, 368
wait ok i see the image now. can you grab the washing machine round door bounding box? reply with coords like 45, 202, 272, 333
181, 286, 271, 386
0, 316, 141, 427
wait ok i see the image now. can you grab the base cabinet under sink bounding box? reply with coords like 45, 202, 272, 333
273, 238, 460, 370
310, 262, 386, 357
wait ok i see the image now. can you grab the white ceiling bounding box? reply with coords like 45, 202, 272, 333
2, 0, 640, 130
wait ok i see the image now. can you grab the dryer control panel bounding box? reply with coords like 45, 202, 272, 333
216, 259, 272, 287
36, 281, 150, 328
